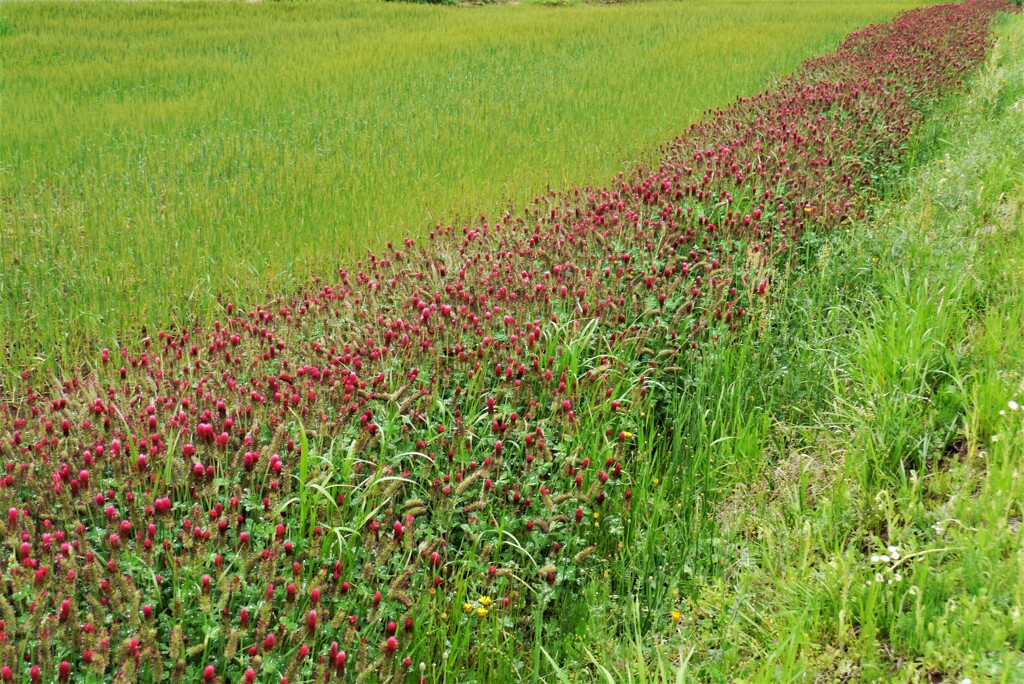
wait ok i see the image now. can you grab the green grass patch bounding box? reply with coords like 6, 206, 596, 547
546, 12, 1024, 681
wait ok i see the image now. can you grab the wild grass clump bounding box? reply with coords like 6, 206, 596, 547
0, 1, 1015, 681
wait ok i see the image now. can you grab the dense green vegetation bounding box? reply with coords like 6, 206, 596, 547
0, 0, 923, 383
1, 2, 1022, 681
561, 14, 1024, 680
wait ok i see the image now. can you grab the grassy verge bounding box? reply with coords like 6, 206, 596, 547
550, 11, 1024, 682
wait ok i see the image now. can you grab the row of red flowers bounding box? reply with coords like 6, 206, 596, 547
0, 1, 1014, 681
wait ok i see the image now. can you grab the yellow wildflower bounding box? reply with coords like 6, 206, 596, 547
463, 603, 473, 614
476, 607, 489, 618
671, 610, 682, 623
478, 596, 492, 607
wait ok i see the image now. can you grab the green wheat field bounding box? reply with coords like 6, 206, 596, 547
1, 0, 922, 382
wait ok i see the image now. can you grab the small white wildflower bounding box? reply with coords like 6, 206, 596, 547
999, 410, 1006, 416
894, 573, 903, 582
870, 555, 881, 563
992, 434, 1001, 443
887, 546, 900, 560
875, 573, 885, 583
960, 678, 972, 684
908, 586, 919, 595
879, 554, 890, 563
1009, 401, 1019, 411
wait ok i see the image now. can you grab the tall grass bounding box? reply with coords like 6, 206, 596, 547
0, 0, 923, 384
555, 12, 1024, 679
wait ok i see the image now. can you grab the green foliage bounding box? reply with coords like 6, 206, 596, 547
0, 1, 1019, 680
550, 12, 1024, 680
